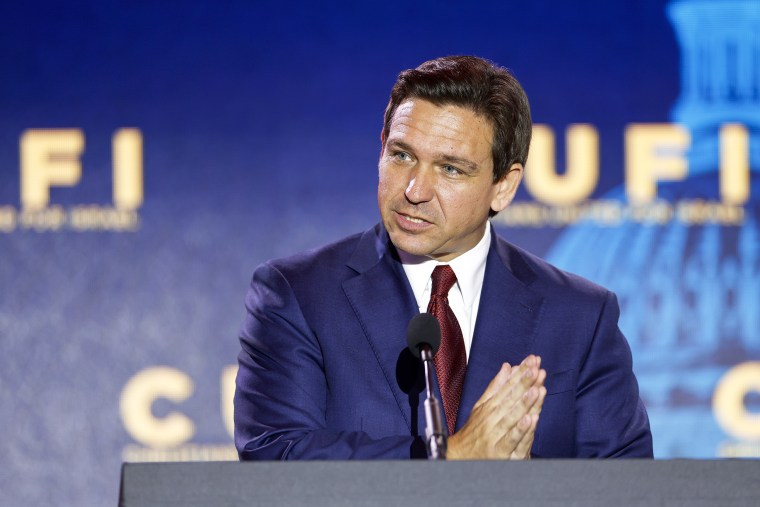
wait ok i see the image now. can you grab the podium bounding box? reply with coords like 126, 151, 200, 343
119, 459, 760, 506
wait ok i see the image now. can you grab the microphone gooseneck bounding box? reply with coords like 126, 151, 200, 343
406, 313, 447, 460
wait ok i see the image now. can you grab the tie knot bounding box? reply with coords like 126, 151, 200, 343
431, 265, 457, 298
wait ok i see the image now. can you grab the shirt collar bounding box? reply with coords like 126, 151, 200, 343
398, 225, 492, 309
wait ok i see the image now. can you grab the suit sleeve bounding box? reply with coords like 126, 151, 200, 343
233, 262, 424, 460
574, 290, 653, 457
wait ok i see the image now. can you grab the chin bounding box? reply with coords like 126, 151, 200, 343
388, 232, 423, 254
392, 237, 439, 258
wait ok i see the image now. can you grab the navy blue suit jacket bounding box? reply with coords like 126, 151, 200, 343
234, 223, 653, 459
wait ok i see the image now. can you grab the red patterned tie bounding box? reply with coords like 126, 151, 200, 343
427, 265, 467, 435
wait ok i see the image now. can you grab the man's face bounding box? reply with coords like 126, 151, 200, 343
378, 98, 521, 261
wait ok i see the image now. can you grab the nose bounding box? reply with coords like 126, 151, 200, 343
404, 166, 434, 204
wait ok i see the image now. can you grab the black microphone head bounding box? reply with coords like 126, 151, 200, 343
406, 313, 441, 358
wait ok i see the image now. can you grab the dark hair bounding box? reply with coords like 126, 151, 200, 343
381, 55, 532, 183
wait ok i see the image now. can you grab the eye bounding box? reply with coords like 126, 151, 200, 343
394, 151, 411, 162
442, 164, 462, 176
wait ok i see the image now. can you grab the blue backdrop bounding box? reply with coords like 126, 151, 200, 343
1, 1, 758, 505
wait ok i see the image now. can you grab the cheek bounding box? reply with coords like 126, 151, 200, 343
378, 166, 402, 199
438, 186, 490, 221
377, 173, 395, 210
437, 186, 467, 213
377, 170, 390, 198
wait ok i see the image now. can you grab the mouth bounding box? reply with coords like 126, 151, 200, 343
395, 210, 433, 230
400, 213, 427, 224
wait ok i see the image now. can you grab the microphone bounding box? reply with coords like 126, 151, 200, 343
406, 313, 447, 460
406, 312, 441, 358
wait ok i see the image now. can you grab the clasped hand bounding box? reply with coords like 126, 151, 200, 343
447, 355, 546, 460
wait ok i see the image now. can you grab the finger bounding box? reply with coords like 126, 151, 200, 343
489, 383, 537, 439
472, 356, 540, 419
507, 355, 541, 397
520, 354, 539, 368
497, 362, 540, 409
514, 364, 545, 403
468, 369, 535, 439
472, 362, 511, 409
528, 385, 547, 417
501, 413, 532, 455
510, 413, 539, 459
529, 368, 547, 392
488, 355, 535, 399
510, 381, 547, 456
510, 384, 547, 459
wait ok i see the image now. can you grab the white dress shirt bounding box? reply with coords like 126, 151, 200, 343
398, 225, 491, 361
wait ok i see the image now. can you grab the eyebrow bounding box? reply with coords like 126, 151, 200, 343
386, 139, 480, 173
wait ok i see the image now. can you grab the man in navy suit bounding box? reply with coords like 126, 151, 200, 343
234, 56, 653, 459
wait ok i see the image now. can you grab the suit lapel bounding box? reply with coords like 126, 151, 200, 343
456, 233, 545, 430
342, 226, 420, 432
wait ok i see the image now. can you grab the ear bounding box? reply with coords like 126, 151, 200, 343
490, 163, 523, 213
